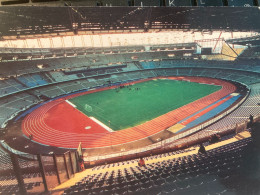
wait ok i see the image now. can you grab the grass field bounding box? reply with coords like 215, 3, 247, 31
69, 79, 221, 130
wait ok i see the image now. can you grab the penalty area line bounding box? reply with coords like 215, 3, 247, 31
89, 116, 114, 132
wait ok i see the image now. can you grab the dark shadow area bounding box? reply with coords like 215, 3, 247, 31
219, 122, 260, 195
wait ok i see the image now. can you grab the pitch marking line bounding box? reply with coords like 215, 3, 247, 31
89, 117, 114, 132
65, 100, 76, 108
66, 99, 113, 132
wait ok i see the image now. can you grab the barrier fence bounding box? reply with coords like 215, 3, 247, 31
0, 149, 80, 195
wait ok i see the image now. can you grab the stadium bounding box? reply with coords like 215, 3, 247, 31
0, 5, 260, 195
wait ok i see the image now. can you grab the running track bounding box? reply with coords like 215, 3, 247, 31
22, 77, 237, 149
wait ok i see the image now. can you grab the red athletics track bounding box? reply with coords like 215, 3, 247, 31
22, 77, 237, 149
43, 101, 107, 134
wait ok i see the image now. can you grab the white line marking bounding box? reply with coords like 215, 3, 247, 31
231, 93, 240, 96
89, 116, 114, 132
65, 100, 76, 108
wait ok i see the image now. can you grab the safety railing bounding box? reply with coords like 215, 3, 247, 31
0, 144, 80, 195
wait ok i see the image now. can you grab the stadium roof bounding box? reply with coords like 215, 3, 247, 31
0, 7, 260, 37
226, 35, 260, 46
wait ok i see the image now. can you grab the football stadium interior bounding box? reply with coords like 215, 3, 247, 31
0, 5, 260, 195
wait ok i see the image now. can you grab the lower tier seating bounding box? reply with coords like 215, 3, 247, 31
63, 136, 252, 195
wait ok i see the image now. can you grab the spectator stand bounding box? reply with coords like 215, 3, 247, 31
56, 130, 252, 195
0, 140, 81, 194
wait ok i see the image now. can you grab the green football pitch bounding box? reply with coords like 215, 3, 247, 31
69, 79, 221, 130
